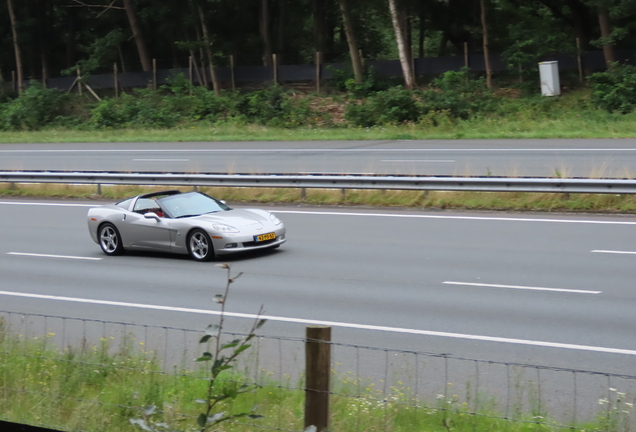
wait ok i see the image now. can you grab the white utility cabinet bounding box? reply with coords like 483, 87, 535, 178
539, 61, 560, 96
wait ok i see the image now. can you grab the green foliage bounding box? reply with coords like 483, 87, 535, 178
90, 89, 180, 129
345, 70, 497, 127
345, 87, 419, 126
61, 29, 126, 76
589, 63, 636, 114
236, 85, 314, 127
420, 69, 497, 120
0, 82, 70, 131
329, 66, 390, 97
130, 264, 265, 432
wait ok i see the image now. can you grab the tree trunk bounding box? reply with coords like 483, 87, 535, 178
598, 7, 615, 68
338, 0, 363, 84
388, 0, 415, 89
277, 0, 286, 65
480, 0, 492, 88
312, 0, 325, 62
259, 0, 273, 66
197, 1, 220, 95
7, 0, 23, 94
122, 0, 152, 71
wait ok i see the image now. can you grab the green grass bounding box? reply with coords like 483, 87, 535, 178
1, 88, 636, 142
1, 113, 636, 144
1, 321, 627, 432
3, 183, 636, 214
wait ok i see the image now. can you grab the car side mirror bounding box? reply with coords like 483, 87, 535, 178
144, 212, 160, 222
220, 200, 226, 205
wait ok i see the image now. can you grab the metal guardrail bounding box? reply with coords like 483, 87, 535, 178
1, 171, 636, 194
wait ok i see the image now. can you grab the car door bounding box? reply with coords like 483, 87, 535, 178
120, 198, 172, 251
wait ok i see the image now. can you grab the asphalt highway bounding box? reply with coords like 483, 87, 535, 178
1, 198, 636, 380
2, 139, 636, 177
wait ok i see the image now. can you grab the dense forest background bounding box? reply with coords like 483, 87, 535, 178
3, 0, 636, 87
1, 0, 636, 131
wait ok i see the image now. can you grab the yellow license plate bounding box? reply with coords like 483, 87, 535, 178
256, 232, 276, 242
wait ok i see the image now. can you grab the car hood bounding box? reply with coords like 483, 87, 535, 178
189, 208, 272, 228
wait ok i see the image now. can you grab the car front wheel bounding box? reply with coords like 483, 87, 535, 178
188, 229, 214, 262
99, 223, 124, 256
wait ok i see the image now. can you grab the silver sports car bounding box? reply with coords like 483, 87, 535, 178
87, 190, 286, 261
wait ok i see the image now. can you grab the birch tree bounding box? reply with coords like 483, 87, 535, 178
388, 0, 415, 89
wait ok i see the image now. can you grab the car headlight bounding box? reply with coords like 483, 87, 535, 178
212, 223, 240, 233
269, 213, 282, 226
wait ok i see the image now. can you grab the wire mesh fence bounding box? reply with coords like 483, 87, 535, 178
1, 310, 634, 432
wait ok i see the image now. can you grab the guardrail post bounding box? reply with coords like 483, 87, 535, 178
301, 188, 306, 199
305, 326, 331, 432
96, 184, 102, 195
9, 182, 16, 190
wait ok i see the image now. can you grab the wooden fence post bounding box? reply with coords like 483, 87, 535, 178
77, 68, 82, 96
315, 51, 321, 94
305, 326, 331, 432
188, 56, 193, 96
576, 37, 583, 83
230, 54, 236, 91
273, 53, 278, 84
464, 42, 469, 68
114, 63, 119, 98
152, 58, 157, 90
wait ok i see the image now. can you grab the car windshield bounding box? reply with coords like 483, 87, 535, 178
157, 192, 230, 218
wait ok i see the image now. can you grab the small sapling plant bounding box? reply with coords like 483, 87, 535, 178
131, 263, 266, 432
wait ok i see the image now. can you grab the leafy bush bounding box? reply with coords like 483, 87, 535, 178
589, 63, 636, 114
235, 85, 314, 127
419, 69, 497, 120
90, 89, 180, 128
329, 66, 390, 97
0, 82, 70, 131
345, 87, 419, 126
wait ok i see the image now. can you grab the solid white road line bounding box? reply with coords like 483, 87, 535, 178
592, 250, 636, 255
1, 200, 635, 226
1, 148, 636, 153
132, 158, 189, 162
7, 252, 102, 261
0, 201, 94, 207
381, 159, 456, 163
0, 289, 634, 356
274, 210, 636, 225
443, 281, 601, 294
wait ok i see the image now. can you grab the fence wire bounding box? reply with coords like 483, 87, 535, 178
0, 310, 634, 432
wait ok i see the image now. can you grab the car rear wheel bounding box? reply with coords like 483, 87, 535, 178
99, 223, 124, 256
188, 229, 214, 262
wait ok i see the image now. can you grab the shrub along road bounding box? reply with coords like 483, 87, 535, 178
2, 139, 636, 177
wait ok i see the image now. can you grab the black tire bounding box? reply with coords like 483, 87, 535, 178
187, 229, 215, 262
98, 223, 124, 256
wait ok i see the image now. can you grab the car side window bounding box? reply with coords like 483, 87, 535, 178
133, 198, 162, 215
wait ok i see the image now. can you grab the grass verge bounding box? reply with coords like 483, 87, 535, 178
0, 115, 636, 144
2, 183, 636, 214
1, 320, 624, 432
